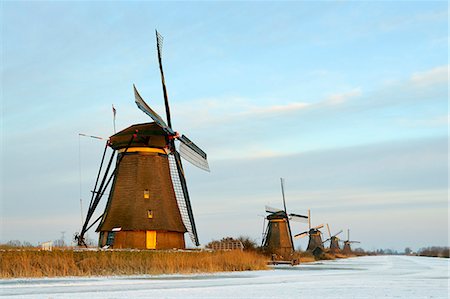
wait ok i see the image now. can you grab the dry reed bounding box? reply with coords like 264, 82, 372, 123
0, 249, 269, 278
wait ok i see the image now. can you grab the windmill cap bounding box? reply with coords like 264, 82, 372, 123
109, 122, 168, 150
267, 211, 288, 220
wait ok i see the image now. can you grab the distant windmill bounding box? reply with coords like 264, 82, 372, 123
341, 229, 360, 254
323, 224, 343, 253
261, 178, 308, 258
294, 210, 324, 254
75, 30, 209, 249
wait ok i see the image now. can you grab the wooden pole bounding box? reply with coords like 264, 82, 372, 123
308, 209, 311, 230
280, 178, 287, 213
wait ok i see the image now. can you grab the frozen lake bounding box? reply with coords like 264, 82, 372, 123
1, 255, 448, 298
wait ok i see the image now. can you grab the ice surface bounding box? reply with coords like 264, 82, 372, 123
1, 256, 448, 298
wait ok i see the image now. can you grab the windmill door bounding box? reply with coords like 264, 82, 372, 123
146, 231, 157, 249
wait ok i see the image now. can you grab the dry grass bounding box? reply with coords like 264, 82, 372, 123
333, 253, 349, 259
0, 249, 269, 278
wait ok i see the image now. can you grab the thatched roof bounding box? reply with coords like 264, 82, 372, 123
267, 211, 288, 220
109, 122, 167, 150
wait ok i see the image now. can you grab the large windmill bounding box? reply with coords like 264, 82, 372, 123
323, 224, 343, 253
75, 31, 209, 249
294, 210, 324, 253
341, 229, 360, 254
261, 178, 308, 258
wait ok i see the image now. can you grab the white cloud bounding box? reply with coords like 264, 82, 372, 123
396, 115, 449, 128
245, 102, 310, 115
379, 10, 448, 32
322, 88, 362, 106
410, 65, 448, 87
174, 64, 446, 132
172, 87, 362, 130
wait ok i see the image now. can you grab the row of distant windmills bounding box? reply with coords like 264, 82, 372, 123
261, 178, 360, 258
74, 31, 359, 254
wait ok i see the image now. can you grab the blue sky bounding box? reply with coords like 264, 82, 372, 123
1, 1, 448, 251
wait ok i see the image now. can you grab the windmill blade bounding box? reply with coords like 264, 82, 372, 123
155, 30, 173, 129
333, 230, 343, 238
326, 223, 332, 239
349, 241, 361, 244
265, 205, 283, 213
289, 213, 309, 223
133, 85, 175, 134
307, 209, 311, 230
168, 151, 199, 246
294, 231, 309, 239
280, 178, 287, 214
178, 135, 209, 172
322, 238, 331, 244
312, 224, 324, 230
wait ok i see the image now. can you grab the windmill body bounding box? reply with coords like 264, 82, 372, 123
324, 224, 342, 253
294, 210, 324, 253
97, 123, 187, 249
341, 229, 360, 254
329, 236, 341, 253
76, 31, 209, 250
262, 211, 294, 257
342, 241, 352, 254
261, 179, 308, 259
306, 228, 324, 251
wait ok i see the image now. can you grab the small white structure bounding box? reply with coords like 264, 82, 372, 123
208, 238, 244, 251
41, 241, 53, 251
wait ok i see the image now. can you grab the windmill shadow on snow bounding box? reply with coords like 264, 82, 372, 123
75, 31, 209, 250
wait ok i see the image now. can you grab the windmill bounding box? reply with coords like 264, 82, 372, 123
341, 229, 360, 254
294, 210, 324, 253
261, 178, 308, 258
75, 30, 209, 249
323, 224, 343, 253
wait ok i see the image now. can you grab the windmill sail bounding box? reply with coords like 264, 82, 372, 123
289, 213, 309, 223
179, 135, 210, 172
294, 231, 308, 238
133, 85, 175, 135
156, 30, 173, 129
312, 224, 324, 230
168, 153, 199, 246
333, 230, 343, 237
265, 205, 283, 213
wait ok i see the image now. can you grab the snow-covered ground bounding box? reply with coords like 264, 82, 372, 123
1, 256, 448, 298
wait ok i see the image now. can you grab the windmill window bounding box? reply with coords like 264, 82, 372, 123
147, 210, 153, 218
106, 232, 115, 246
144, 189, 150, 199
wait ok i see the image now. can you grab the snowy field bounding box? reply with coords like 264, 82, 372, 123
1, 255, 448, 299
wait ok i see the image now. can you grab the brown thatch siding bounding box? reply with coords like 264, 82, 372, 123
307, 232, 324, 251
98, 151, 186, 233
342, 242, 352, 254
263, 219, 293, 257
329, 236, 341, 253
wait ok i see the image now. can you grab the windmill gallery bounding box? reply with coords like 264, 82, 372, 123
75, 31, 360, 261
